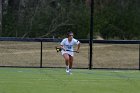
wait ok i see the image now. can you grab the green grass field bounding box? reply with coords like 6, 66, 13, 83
0, 68, 140, 93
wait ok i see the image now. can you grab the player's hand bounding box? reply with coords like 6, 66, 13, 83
62, 48, 66, 51
60, 46, 66, 51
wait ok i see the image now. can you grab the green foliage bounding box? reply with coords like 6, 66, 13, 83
2, 0, 140, 39
95, 0, 140, 40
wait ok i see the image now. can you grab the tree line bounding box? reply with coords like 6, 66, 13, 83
0, 0, 140, 39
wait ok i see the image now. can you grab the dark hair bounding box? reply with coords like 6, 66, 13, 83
67, 31, 73, 36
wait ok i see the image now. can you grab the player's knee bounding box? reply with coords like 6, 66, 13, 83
65, 58, 69, 62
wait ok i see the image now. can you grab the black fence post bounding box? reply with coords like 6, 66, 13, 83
89, 0, 94, 70
40, 41, 43, 68
139, 44, 140, 70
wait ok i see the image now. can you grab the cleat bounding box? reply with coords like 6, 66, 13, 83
68, 69, 72, 75
66, 66, 69, 73
66, 69, 69, 73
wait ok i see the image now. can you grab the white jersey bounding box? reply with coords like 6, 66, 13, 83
60, 38, 80, 56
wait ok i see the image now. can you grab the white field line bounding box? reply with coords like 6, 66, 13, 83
0, 80, 33, 84
33, 78, 122, 81
0, 78, 120, 83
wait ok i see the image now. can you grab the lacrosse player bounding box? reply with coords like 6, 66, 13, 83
60, 31, 80, 74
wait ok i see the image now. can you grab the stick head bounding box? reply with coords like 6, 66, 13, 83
55, 47, 61, 52
56, 49, 59, 52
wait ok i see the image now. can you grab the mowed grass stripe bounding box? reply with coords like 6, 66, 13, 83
0, 68, 140, 93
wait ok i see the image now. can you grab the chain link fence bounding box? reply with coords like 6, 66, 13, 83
0, 38, 140, 69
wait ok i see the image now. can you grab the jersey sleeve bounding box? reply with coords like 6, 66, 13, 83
73, 38, 80, 45
60, 38, 66, 45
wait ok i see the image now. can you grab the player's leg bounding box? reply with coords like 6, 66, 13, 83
63, 53, 69, 66
63, 53, 70, 73
69, 55, 73, 74
69, 55, 73, 69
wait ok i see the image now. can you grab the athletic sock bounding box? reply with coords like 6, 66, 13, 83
66, 66, 69, 73
66, 66, 69, 70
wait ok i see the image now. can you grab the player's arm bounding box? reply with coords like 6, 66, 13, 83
60, 45, 66, 51
60, 39, 66, 51
74, 39, 80, 53
76, 43, 80, 53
